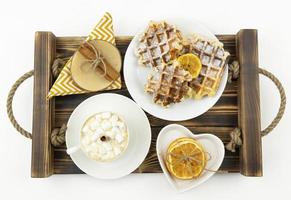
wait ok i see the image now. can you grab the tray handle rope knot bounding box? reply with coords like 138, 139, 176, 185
51, 124, 67, 147
51, 57, 70, 78
227, 61, 240, 83
225, 128, 242, 152
6, 59, 286, 149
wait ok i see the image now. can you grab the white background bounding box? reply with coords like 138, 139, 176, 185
0, 0, 290, 199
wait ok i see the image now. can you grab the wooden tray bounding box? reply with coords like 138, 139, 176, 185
31, 29, 262, 178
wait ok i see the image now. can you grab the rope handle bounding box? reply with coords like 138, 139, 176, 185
6, 70, 34, 139
6, 58, 68, 146
259, 68, 286, 136
6, 67, 286, 143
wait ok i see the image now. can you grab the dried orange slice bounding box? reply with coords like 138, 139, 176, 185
165, 137, 206, 180
177, 53, 202, 78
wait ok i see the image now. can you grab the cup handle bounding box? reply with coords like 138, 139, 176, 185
66, 145, 81, 155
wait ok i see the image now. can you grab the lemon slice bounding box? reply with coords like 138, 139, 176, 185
177, 54, 202, 78
165, 137, 206, 180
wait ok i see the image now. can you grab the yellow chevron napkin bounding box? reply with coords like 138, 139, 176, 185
47, 12, 121, 99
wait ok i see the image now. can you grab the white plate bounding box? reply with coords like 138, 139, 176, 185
124, 19, 228, 121
66, 93, 151, 179
156, 124, 225, 192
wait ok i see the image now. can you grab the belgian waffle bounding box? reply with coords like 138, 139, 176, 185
145, 62, 192, 106
136, 21, 183, 69
186, 34, 230, 99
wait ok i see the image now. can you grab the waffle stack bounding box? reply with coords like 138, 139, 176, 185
136, 21, 183, 69
186, 34, 230, 99
145, 62, 192, 106
136, 21, 230, 106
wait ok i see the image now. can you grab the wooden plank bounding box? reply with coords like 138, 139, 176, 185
53, 155, 240, 174
236, 30, 262, 176
31, 32, 56, 178
53, 127, 240, 174
53, 83, 238, 128
56, 35, 236, 56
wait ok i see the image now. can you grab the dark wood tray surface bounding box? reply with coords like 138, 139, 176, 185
31, 30, 262, 178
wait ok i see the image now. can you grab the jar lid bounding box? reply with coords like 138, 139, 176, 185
71, 39, 122, 91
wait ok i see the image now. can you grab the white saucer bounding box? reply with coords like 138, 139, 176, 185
66, 93, 151, 179
123, 19, 228, 121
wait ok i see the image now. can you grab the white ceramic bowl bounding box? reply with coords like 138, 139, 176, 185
156, 124, 225, 192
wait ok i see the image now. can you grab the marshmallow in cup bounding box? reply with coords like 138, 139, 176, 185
66, 111, 129, 162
